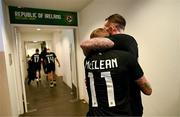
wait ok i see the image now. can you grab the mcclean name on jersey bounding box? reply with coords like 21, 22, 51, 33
85, 58, 118, 70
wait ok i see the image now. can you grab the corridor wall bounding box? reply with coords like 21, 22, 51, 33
0, 0, 20, 116
0, 0, 12, 115
52, 29, 78, 91
57, 29, 74, 88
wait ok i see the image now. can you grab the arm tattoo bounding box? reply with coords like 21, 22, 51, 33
143, 82, 151, 90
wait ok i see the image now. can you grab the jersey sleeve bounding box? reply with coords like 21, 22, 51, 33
128, 39, 138, 59
128, 55, 144, 80
53, 53, 57, 58
109, 35, 139, 59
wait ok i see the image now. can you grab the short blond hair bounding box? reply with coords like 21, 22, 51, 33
90, 28, 109, 38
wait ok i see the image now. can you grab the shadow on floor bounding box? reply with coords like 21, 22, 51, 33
20, 76, 88, 116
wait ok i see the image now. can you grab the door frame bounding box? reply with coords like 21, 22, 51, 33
12, 24, 79, 114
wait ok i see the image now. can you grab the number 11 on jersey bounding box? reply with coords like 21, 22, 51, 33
88, 71, 116, 107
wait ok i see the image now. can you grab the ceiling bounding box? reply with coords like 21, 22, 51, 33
16, 26, 62, 33
5, 0, 92, 33
5, 0, 92, 12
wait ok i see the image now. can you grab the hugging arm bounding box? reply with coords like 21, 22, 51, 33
135, 75, 152, 95
80, 38, 114, 56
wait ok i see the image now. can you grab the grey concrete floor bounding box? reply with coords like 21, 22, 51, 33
20, 76, 88, 116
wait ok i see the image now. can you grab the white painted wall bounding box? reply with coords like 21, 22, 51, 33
13, 29, 26, 114
78, 0, 180, 116
0, 0, 4, 52
0, 27, 4, 51
0, 0, 21, 116
52, 31, 63, 77
69, 30, 78, 88
58, 29, 73, 88
21, 31, 53, 41
0, 36, 3, 51
52, 29, 77, 89
26, 42, 42, 57
177, 2, 180, 114
0, 0, 12, 116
